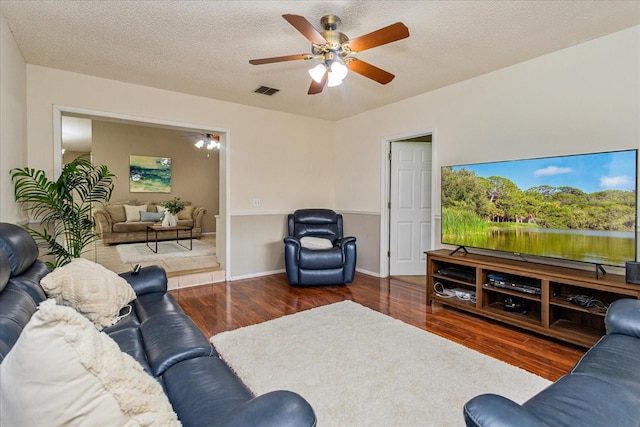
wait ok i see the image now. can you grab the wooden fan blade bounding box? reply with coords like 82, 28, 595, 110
249, 54, 310, 65
283, 14, 327, 45
308, 71, 328, 95
347, 22, 409, 52
347, 59, 395, 85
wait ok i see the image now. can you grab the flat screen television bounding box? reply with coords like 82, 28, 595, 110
441, 149, 638, 267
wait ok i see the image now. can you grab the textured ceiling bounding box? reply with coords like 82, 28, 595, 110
2, 1, 639, 121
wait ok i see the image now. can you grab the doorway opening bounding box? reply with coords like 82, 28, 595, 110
53, 105, 230, 283
381, 132, 434, 280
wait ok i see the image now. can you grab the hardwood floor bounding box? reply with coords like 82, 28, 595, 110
170, 272, 585, 381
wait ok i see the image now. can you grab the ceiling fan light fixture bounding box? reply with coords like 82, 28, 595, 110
327, 73, 344, 87
330, 61, 348, 81
207, 134, 220, 150
250, 14, 409, 95
308, 63, 327, 83
196, 134, 220, 153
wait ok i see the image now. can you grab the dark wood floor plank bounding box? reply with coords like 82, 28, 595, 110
170, 272, 584, 381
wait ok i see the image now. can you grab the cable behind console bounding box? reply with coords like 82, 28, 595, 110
566, 294, 608, 313
434, 282, 476, 303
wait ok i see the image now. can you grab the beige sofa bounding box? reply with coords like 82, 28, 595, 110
93, 201, 206, 245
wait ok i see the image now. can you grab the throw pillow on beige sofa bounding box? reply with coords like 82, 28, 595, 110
93, 200, 207, 245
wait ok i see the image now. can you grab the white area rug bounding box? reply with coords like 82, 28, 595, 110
211, 300, 551, 427
116, 240, 215, 263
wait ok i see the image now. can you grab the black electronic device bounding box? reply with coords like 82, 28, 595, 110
504, 296, 528, 314
132, 264, 142, 275
487, 273, 541, 295
437, 267, 475, 283
626, 261, 640, 284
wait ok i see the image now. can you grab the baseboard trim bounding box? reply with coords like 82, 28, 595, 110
230, 268, 381, 281
356, 268, 382, 278
230, 269, 286, 281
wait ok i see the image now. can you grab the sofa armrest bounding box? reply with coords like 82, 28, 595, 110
463, 394, 548, 427
93, 208, 113, 234
221, 390, 316, 427
119, 265, 168, 296
605, 298, 640, 338
192, 207, 207, 228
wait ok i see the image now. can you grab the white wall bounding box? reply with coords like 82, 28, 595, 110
19, 66, 335, 278
3, 24, 638, 277
0, 13, 27, 223
25, 66, 336, 211
335, 26, 640, 272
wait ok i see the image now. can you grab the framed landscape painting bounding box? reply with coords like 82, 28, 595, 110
129, 155, 172, 193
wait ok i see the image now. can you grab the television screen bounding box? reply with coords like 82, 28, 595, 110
441, 149, 637, 267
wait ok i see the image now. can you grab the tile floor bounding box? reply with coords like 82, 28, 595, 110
82, 234, 225, 290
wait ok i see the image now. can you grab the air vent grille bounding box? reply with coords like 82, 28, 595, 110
254, 86, 280, 96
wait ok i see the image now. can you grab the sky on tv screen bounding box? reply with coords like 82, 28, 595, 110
452, 150, 637, 194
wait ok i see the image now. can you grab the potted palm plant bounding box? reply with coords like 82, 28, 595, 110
162, 197, 184, 227
11, 156, 115, 268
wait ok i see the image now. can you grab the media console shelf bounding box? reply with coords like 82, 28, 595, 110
426, 249, 640, 347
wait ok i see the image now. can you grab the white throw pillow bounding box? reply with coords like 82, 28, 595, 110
40, 258, 136, 330
0, 299, 181, 426
124, 204, 148, 222
300, 236, 334, 250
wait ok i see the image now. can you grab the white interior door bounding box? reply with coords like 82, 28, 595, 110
389, 141, 432, 275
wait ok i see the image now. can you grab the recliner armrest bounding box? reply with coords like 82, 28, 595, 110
336, 236, 356, 247
119, 265, 168, 296
605, 298, 640, 338
221, 390, 316, 427
284, 236, 301, 248
463, 394, 548, 427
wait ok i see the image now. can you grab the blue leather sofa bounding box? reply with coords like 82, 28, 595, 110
0, 222, 316, 426
463, 298, 640, 427
284, 209, 357, 285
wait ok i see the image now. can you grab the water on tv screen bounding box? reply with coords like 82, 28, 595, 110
441, 149, 637, 267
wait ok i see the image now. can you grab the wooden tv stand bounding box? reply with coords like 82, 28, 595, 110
426, 249, 640, 347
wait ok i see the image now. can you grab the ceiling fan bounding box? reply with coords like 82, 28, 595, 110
249, 14, 410, 95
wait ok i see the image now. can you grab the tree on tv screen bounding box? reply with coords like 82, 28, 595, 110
441, 166, 636, 232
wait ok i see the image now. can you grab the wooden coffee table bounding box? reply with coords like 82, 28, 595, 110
146, 224, 193, 253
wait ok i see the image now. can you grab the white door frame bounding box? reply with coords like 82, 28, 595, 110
380, 128, 437, 278
52, 105, 232, 279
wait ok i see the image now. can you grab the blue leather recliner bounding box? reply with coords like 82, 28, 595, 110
284, 209, 357, 286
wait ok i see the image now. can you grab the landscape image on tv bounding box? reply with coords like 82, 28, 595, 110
441, 150, 637, 267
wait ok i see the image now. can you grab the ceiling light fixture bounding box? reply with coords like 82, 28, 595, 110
328, 61, 348, 86
308, 63, 326, 83
195, 134, 220, 157
308, 60, 349, 87
250, 14, 409, 95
